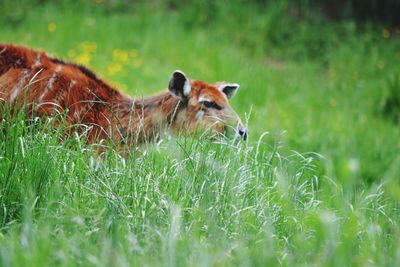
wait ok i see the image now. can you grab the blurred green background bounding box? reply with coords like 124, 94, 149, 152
1, 0, 400, 265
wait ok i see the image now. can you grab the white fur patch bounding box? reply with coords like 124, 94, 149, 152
33, 53, 41, 68
38, 65, 62, 103
195, 110, 204, 121
69, 80, 77, 89
183, 79, 191, 96
218, 83, 240, 91
10, 69, 30, 104
0, 46, 7, 54
67, 80, 77, 107
198, 96, 211, 102
218, 83, 240, 99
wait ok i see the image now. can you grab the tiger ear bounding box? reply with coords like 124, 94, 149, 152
168, 70, 191, 99
218, 83, 240, 99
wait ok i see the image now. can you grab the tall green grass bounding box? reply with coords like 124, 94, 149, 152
1, 106, 397, 266
1, 1, 400, 266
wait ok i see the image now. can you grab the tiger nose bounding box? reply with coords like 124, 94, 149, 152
238, 127, 248, 141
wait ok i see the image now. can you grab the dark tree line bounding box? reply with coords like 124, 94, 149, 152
321, 0, 399, 24
2, 0, 400, 25
264, 0, 400, 25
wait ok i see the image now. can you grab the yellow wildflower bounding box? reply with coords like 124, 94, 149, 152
382, 28, 390, 39
76, 53, 91, 65
81, 42, 97, 54
129, 49, 138, 58
111, 81, 127, 92
48, 23, 57, 32
112, 49, 129, 64
107, 63, 123, 76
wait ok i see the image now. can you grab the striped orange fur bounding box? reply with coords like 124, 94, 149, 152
0, 44, 247, 147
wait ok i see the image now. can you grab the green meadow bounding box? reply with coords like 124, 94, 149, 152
1, 1, 400, 266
